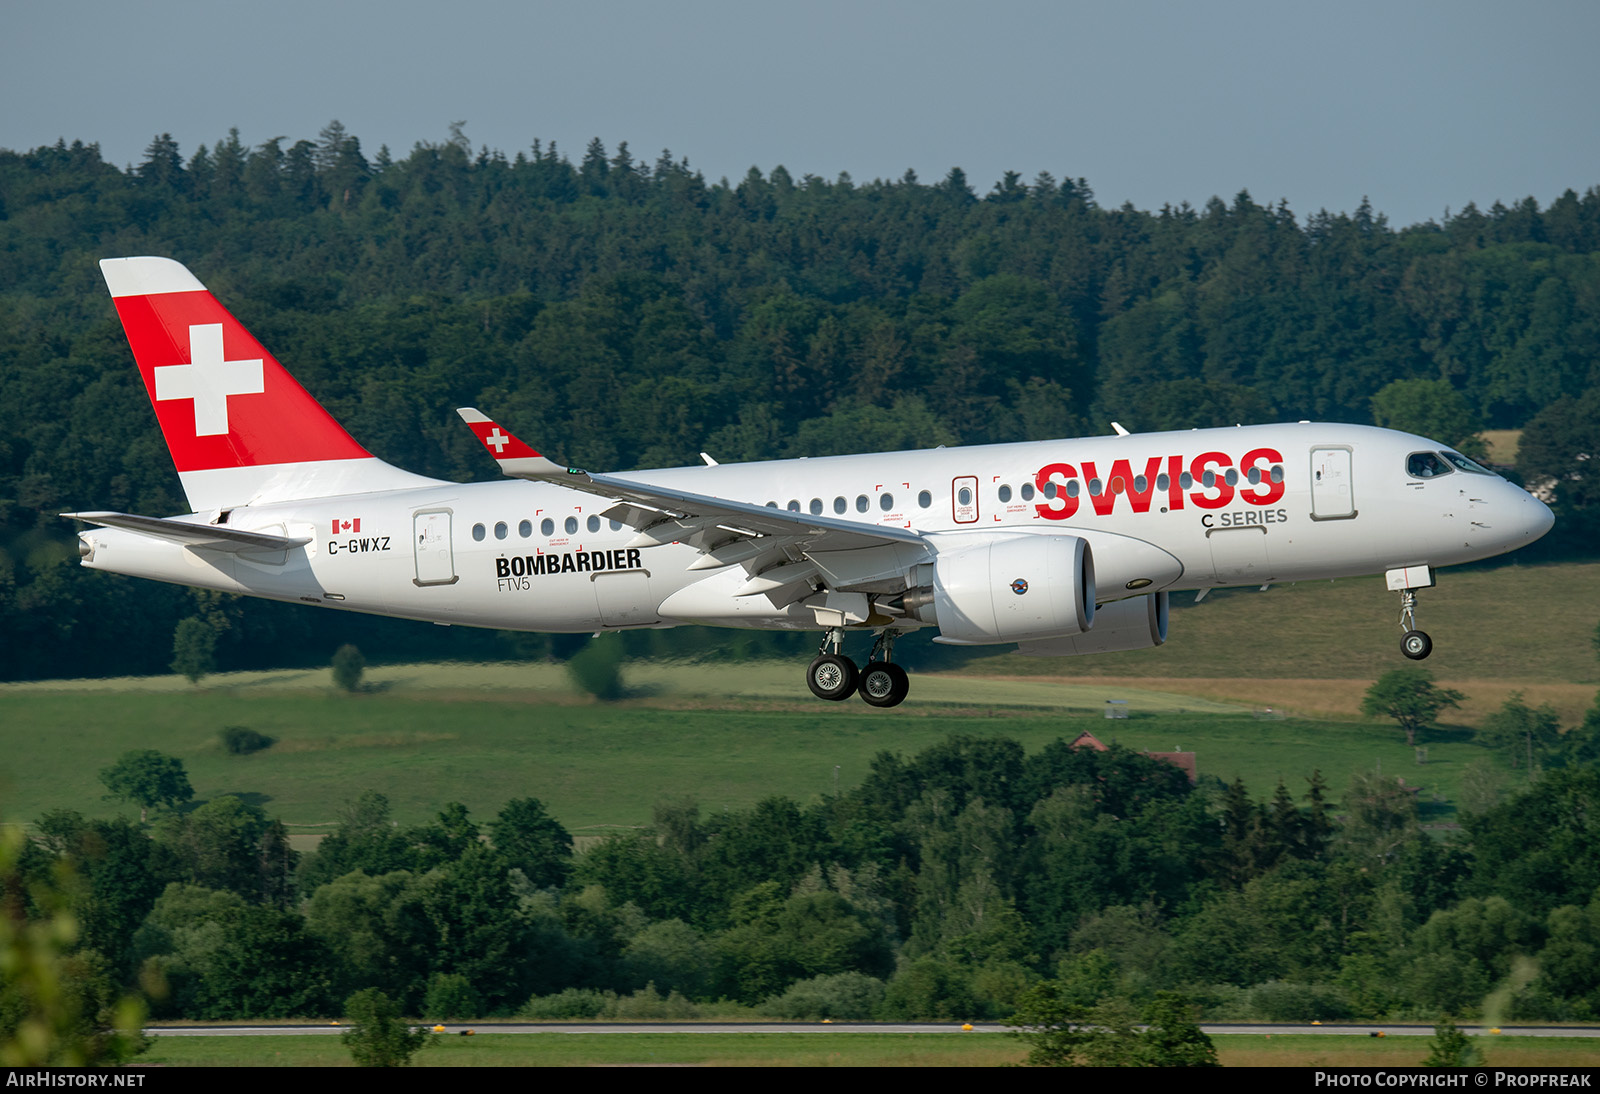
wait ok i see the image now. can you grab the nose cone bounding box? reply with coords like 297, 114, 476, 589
1508, 485, 1555, 546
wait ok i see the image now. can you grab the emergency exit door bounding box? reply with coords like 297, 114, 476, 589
413, 509, 458, 586
1310, 447, 1356, 520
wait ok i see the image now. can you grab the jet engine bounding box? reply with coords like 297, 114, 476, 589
1015, 591, 1168, 657
906, 533, 1095, 644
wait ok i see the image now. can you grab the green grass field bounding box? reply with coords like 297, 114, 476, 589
3, 560, 1593, 832
0, 664, 1545, 832
131, 1031, 1600, 1067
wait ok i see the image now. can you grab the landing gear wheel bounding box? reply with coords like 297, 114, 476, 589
1401, 629, 1433, 660
858, 661, 910, 708
807, 654, 858, 701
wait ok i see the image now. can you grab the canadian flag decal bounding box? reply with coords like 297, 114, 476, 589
332, 518, 361, 535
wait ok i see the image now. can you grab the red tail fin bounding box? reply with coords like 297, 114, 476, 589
101, 257, 436, 511
101, 257, 369, 470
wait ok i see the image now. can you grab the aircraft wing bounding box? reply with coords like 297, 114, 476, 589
458, 409, 930, 607
63, 511, 312, 552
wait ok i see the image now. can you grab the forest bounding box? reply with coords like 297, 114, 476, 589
1, 124, 1598, 678
7, 731, 1600, 1035
5, 124, 1600, 1057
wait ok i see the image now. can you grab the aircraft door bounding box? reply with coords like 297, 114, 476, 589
953, 476, 979, 523
412, 509, 458, 586
1310, 447, 1356, 520
1207, 526, 1274, 585
593, 569, 657, 627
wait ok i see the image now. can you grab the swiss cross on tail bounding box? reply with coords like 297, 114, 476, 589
456, 408, 568, 478
154, 324, 264, 435
99, 257, 369, 473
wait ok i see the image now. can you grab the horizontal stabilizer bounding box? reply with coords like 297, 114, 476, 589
62, 511, 311, 553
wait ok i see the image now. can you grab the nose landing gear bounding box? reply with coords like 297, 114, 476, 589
1398, 586, 1432, 660
1386, 567, 1435, 661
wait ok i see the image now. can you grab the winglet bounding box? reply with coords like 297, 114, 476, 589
456, 408, 572, 479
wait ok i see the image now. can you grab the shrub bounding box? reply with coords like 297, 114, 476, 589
880, 957, 981, 1021
331, 644, 366, 692
520, 988, 609, 1020
608, 984, 700, 1020
422, 973, 480, 1021
1247, 981, 1353, 1023
1422, 1018, 1484, 1066
566, 636, 624, 701
342, 988, 429, 1067
170, 617, 217, 685
760, 972, 886, 1020
219, 726, 274, 755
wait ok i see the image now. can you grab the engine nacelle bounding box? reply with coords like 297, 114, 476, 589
923, 534, 1095, 645
1014, 591, 1169, 657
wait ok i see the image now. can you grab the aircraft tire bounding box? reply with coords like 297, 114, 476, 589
858, 662, 910, 708
807, 654, 859, 701
1401, 629, 1433, 660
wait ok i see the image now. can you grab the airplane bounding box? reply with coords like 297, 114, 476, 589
66, 257, 1555, 707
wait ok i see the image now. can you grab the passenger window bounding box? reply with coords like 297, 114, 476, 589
519, 520, 532, 538
1270, 466, 1284, 483
609, 519, 623, 531
787, 500, 801, 512
856, 495, 869, 513
998, 484, 1012, 503
1157, 474, 1170, 491
1067, 480, 1081, 498
879, 493, 894, 511
564, 516, 578, 534
472, 523, 486, 542
494, 521, 508, 540
1407, 452, 1452, 479
810, 498, 824, 516
1020, 483, 1035, 501
1087, 479, 1101, 496
958, 487, 972, 506
1043, 481, 1057, 499
1224, 469, 1238, 487
541, 518, 555, 536
918, 490, 932, 508
834, 496, 847, 514
587, 515, 600, 532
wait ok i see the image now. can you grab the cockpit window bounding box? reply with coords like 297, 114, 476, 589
1406, 452, 1453, 479
1441, 450, 1494, 475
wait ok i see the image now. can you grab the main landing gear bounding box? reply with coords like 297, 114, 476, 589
805, 629, 910, 707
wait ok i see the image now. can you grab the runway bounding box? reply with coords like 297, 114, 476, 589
146, 1022, 1600, 1038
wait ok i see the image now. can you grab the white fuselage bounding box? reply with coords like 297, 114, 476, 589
77, 422, 1553, 638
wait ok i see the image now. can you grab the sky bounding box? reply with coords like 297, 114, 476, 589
4, 0, 1597, 229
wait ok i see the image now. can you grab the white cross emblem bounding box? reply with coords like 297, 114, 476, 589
485, 428, 510, 454
153, 324, 264, 436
